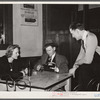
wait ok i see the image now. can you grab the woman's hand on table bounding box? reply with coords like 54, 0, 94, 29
21, 68, 28, 76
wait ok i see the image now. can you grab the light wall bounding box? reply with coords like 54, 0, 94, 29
13, 4, 43, 57
0, 4, 43, 57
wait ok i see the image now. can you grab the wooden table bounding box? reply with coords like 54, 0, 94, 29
0, 71, 72, 91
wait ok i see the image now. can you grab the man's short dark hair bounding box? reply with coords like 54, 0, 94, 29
44, 42, 57, 49
69, 22, 84, 30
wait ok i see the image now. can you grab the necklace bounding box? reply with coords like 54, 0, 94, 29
9, 63, 13, 71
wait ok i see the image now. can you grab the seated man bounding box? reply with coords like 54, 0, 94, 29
34, 42, 69, 73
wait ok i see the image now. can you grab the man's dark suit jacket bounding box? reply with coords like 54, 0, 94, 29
34, 53, 69, 73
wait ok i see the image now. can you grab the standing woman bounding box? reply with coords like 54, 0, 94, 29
69, 23, 100, 91
0, 44, 28, 80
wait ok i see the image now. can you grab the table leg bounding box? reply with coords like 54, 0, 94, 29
64, 78, 71, 91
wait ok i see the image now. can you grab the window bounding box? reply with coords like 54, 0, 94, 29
0, 4, 13, 50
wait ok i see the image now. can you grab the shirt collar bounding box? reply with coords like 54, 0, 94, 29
51, 52, 56, 62
82, 31, 88, 41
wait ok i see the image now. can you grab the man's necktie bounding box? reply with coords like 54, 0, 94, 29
48, 56, 52, 62
81, 40, 86, 52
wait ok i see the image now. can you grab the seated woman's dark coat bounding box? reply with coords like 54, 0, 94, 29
0, 55, 25, 81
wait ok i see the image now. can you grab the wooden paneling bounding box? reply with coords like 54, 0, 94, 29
43, 4, 79, 68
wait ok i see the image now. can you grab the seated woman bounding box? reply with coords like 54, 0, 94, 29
0, 44, 28, 81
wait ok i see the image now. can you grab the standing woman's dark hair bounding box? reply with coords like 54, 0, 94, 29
5, 44, 20, 58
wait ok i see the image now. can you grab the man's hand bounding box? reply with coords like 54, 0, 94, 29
50, 66, 59, 72
69, 67, 77, 78
37, 65, 43, 71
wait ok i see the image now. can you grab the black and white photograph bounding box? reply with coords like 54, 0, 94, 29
0, 1, 100, 98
